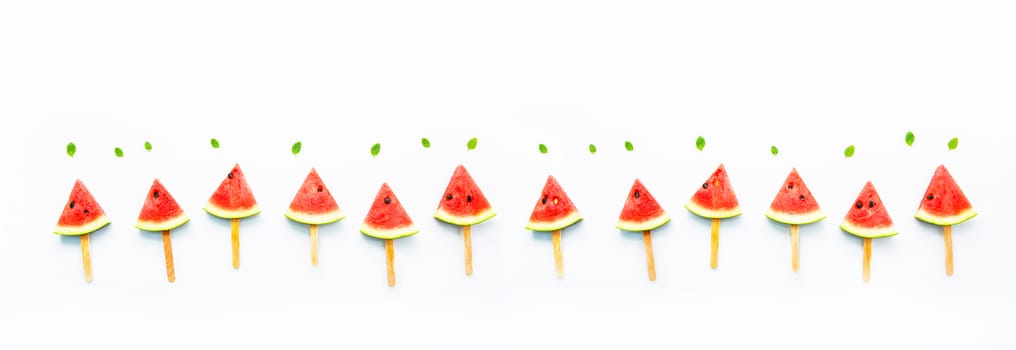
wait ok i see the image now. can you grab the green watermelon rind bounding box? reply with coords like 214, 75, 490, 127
685, 201, 742, 219
136, 214, 190, 232
617, 214, 671, 232
285, 208, 346, 225
915, 207, 977, 227
54, 215, 111, 236
840, 221, 898, 239
203, 202, 261, 219
434, 207, 496, 227
360, 223, 419, 240
765, 208, 826, 225
525, 211, 582, 232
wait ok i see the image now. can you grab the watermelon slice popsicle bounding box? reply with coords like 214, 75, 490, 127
616, 179, 671, 281
284, 168, 346, 266
685, 165, 742, 269
434, 165, 496, 276
136, 179, 190, 282
841, 181, 898, 282
54, 180, 111, 283
915, 165, 977, 276
765, 169, 826, 272
203, 164, 260, 269
361, 183, 419, 287
526, 175, 582, 278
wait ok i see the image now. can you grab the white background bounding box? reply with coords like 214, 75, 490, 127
2, 1, 1015, 349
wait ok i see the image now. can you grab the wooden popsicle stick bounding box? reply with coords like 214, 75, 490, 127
310, 224, 319, 267
386, 239, 395, 287
231, 218, 240, 269
710, 219, 720, 269
552, 229, 563, 278
863, 238, 872, 282
643, 230, 656, 281
944, 225, 953, 276
81, 234, 93, 283
463, 225, 473, 276
162, 230, 175, 283
790, 224, 800, 272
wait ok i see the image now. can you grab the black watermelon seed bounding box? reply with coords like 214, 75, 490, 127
927, 194, 934, 200
83, 209, 89, 215
541, 196, 548, 205
702, 183, 708, 189
384, 197, 391, 204
868, 200, 875, 208
466, 195, 472, 203
788, 184, 794, 189
316, 186, 323, 193
634, 190, 641, 199
446, 194, 453, 200
856, 201, 863, 209
799, 195, 806, 201
227, 172, 234, 179
69, 201, 75, 209
153, 190, 160, 199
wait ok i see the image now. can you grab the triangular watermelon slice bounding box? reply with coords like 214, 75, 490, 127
765, 168, 826, 225
203, 164, 260, 219
915, 165, 976, 226
54, 180, 111, 235
685, 164, 742, 219
841, 181, 898, 238
526, 175, 582, 232
361, 183, 419, 239
136, 179, 189, 232
285, 168, 345, 225
616, 178, 670, 232
434, 165, 495, 226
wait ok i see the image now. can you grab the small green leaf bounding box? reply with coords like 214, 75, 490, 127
844, 145, 855, 158
467, 137, 478, 150
114, 147, 124, 158
588, 144, 597, 154
771, 145, 779, 156
421, 138, 431, 148
696, 136, 706, 151
210, 138, 220, 149
948, 137, 959, 150
144, 141, 152, 151
538, 144, 548, 154
371, 143, 381, 158
66, 142, 76, 158
905, 131, 915, 147
291, 141, 302, 155
624, 141, 634, 152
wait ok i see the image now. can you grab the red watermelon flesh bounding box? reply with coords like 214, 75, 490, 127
203, 164, 260, 219
285, 168, 345, 225
915, 165, 976, 226
526, 175, 582, 232
361, 183, 418, 239
765, 168, 826, 225
136, 179, 189, 232
841, 181, 898, 238
617, 178, 670, 232
434, 165, 495, 226
685, 164, 742, 219
55, 180, 111, 236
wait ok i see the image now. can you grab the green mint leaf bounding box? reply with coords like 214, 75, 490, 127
291, 141, 302, 155
66, 142, 76, 158
421, 138, 431, 148
538, 143, 548, 154
905, 131, 915, 147
210, 138, 220, 149
144, 141, 152, 151
844, 145, 855, 158
624, 141, 634, 151
948, 137, 958, 150
696, 136, 705, 151
771, 145, 779, 156
467, 137, 478, 150
114, 147, 124, 158
371, 143, 381, 158
588, 144, 597, 154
